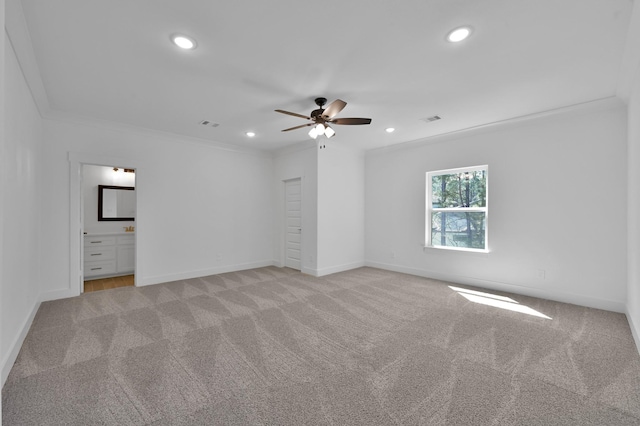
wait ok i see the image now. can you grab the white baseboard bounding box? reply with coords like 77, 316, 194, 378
365, 261, 626, 313
627, 310, 640, 355
1, 299, 40, 388
301, 267, 319, 276
136, 260, 278, 287
315, 261, 366, 277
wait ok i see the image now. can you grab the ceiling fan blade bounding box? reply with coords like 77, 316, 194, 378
281, 123, 314, 132
329, 117, 372, 125
275, 109, 311, 120
321, 99, 347, 119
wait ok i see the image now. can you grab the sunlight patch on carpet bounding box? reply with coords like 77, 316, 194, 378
449, 286, 552, 319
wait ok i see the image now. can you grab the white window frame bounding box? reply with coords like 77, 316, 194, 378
426, 165, 488, 253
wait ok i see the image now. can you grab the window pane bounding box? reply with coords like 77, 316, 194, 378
431, 211, 486, 249
431, 170, 486, 208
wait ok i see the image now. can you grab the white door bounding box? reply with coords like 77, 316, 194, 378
285, 179, 302, 270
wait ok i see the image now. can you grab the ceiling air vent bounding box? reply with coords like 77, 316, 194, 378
421, 115, 441, 123
199, 120, 219, 127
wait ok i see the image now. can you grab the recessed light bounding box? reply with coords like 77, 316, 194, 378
171, 34, 196, 50
246, 132, 256, 137
446, 26, 472, 43
385, 128, 395, 133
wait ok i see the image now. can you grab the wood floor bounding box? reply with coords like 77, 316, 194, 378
84, 275, 134, 293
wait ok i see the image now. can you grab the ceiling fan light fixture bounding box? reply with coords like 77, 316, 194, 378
171, 34, 197, 50
324, 126, 335, 138
276, 98, 372, 138
446, 26, 472, 43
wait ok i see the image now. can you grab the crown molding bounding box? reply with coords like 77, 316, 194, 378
43, 109, 271, 158
616, 0, 640, 102
366, 96, 625, 157
5, 0, 50, 116
272, 139, 317, 158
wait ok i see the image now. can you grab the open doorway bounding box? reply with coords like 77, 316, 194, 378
81, 164, 136, 292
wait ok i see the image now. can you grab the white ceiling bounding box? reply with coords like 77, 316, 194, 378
16, 0, 634, 151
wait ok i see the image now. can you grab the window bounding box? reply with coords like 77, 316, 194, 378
426, 165, 488, 252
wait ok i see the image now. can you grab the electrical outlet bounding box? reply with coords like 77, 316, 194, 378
537, 269, 546, 279
391, 251, 396, 259
216, 254, 223, 262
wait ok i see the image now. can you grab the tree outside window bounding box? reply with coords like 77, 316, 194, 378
426, 166, 488, 251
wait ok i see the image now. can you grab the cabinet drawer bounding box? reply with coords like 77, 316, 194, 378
84, 246, 116, 261
85, 236, 116, 247
84, 260, 117, 277
117, 235, 135, 245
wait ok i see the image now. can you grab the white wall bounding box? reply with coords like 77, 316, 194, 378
40, 118, 275, 298
273, 140, 366, 277
627, 62, 640, 348
1, 36, 43, 386
1, 0, 6, 404
317, 141, 365, 275
365, 101, 628, 312
83, 164, 136, 234
273, 143, 318, 274
623, 0, 640, 353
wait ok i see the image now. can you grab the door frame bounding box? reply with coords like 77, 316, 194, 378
282, 177, 303, 270
69, 152, 141, 295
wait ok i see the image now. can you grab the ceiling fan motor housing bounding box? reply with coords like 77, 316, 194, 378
314, 97, 327, 107
310, 109, 324, 121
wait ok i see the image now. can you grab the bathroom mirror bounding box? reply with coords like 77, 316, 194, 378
98, 185, 135, 221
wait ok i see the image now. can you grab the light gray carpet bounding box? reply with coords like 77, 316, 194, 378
3, 266, 640, 425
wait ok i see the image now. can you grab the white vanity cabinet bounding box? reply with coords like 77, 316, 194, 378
116, 234, 135, 273
84, 233, 134, 279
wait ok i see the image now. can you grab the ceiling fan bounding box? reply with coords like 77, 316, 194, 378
275, 97, 372, 139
